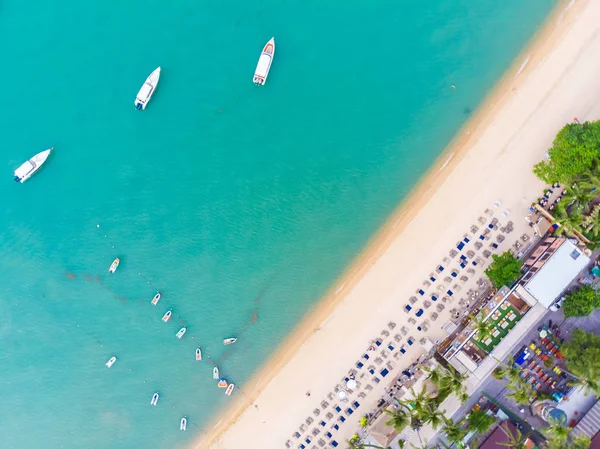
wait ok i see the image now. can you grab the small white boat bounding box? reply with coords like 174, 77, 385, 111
253, 38, 275, 85
162, 309, 172, 322
196, 347, 202, 361
180, 416, 187, 431
13, 148, 53, 183
223, 338, 237, 345
176, 327, 186, 339
225, 383, 235, 396
108, 258, 120, 273
151, 292, 161, 305
106, 356, 117, 368
213, 366, 219, 380
150, 392, 159, 406
217, 378, 228, 388
134, 67, 161, 110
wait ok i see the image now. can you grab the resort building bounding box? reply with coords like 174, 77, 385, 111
478, 421, 535, 449
571, 399, 600, 448
516, 237, 590, 308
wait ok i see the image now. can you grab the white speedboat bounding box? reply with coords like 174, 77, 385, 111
106, 356, 117, 368
213, 366, 219, 380
108, 258, 120, 273
162, 309, 172, 322
196, 347, 202, 361
151, 292, 161, 305
176, 327, 186, 339
134, 67, 161, 110
13, 148, 53, 183
223, 338, 237, 345
225, 383, 235, 396
253, 38, 275, 85
180, 416, 187, 431
150, 392, 159, 406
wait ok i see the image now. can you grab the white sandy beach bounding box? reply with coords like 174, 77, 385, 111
193, 0, 600, 448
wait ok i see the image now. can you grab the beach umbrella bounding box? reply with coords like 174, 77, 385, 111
347, 379, 357, 390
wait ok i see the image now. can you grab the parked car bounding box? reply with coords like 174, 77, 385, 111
549, 296, 565, 312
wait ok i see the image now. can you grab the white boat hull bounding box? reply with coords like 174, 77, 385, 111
106, 356, 116, 368
135, 67, 161, 110
253, 38, 275, 85
180, 417, 187, 431
14, 148, 53, 183
151, 393, 159, 406
176, 327, 186, 339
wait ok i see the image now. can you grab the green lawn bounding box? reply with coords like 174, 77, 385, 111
473, 303, 522, 353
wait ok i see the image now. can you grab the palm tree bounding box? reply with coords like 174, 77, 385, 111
469, 313, 494, 341
417, 403, 446, 430
438, 367, 469, 403
563, 184, 596, 213
578, 163, 600, 191
506, 382, 536, 406
491, 357, 523, 386
497, 423, 529, 449
571, 435, 593, 449
402, 386, 434, 416
543, 418, 571, 443
569, 374, 600, 398
441, 417, 467, 447
553, 207, 584, 237
424, 366, 444, 386
384, 408, 410, 433
583, 205, 600, 238
467, 409, 495, 434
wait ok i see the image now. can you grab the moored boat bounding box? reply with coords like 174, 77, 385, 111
176, 327, 186, 339
180, 416, 187, 431
108, 258, 120, 273
13, 148, 53, 183
196, 347, 202, 361
134, 67, 161, 110
162, 309, 172, 322
225, 383, 235, 396
223, 338, 237, 345
150, 392, 159, 406
106, 356, 117, 368
213, 366, 219, 380
151, 292, 161, 305
253, 38, 275, 85
217, 378, 228, 388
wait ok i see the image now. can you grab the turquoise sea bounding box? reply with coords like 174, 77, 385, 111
0, 0, 557, 447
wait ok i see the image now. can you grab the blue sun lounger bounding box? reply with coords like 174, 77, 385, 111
415, 309, 424, 317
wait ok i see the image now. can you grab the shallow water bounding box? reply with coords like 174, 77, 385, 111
0, 0, 556, 447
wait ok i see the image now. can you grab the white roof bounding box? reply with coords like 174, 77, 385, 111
524, 239, 590, 308
14, 160, 34, 177
255, 54, 272, 77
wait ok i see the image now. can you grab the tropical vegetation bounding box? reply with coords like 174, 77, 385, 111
563, 285, 600, 317
560, 329, 600, 397
533, 121, 600, 184
484, 251, 523, 288
469, 313, 495, 342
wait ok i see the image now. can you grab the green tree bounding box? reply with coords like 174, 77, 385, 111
469, 313, 494, 342
543, 418, 571, 443
418, 403, 445, 430
533, 121, 600, 184
441, 418, 467, 447
583, 205, 600, 239
506, 381, 537, 406
553, 206, 584, 237
384, 408, 410, 433
492, 357, 524, 386
561, 329, 600, 397
578, 163, 600, 191
467, 409, 496, 434
484, 251, 523, 288
546, 435, 591, 449
563, 285, 600, 317
359, 416, 368, 428
562, 184, 596, 213
427, 365, 469, 403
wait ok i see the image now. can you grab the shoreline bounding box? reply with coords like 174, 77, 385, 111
192, 0, 587, 447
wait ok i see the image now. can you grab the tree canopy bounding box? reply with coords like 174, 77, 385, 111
563, 285, 600, 317
484, 251, 523, 288
533, 121, 600, 184
561, 329, 600, 397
